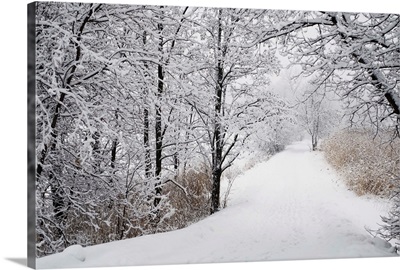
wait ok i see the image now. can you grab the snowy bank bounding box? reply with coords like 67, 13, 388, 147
37, 140, 397, 269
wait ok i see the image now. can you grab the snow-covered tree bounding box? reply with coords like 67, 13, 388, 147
35, 2, 193, 254
36, 2, 115, 254
296, 84, 341, 150
257, 11, 400, 137
184, 7, 287, 214
35, 3, 347, 257
377, 186, 400, 251
260, 11, 400, 246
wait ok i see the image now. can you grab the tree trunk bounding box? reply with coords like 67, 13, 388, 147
311, 119, 318, 151
142, 31, 152, 179
210, 9, 224, 215
92, 131, 101, 172
144, 105, 151, 178
110, 109, 118, 174
50, 165, 67, 243
116, 204, 127, 240
154, 21, 164, 208
312, 134, 318, 151
210, 161, 222, 214
36, 4, 96, 180
110, 139, 117, 170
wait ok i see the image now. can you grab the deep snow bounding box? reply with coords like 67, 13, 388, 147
37, 140, 396, 269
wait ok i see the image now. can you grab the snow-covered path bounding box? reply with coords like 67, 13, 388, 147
37, 140, 396, 268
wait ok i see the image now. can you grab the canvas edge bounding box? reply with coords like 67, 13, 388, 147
27, 2, 37, 269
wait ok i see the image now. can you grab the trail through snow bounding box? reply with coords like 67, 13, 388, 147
37, 140, 396, 268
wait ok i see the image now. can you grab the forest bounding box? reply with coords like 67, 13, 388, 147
34, 2, 400, 257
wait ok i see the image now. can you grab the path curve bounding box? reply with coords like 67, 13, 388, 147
37, 141, 396, 268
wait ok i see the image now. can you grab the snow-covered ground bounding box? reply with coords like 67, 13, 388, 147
37, 140, 397, 269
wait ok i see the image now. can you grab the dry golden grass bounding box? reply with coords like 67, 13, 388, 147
322, 129, 399, 197
166, 165, 211, 229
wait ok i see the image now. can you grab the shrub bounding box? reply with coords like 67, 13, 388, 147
165, 165, 212, 229
322, 129, 399, 197
376, 187, 400, 252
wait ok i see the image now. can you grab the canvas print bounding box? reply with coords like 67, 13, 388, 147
28, 1, 400, 268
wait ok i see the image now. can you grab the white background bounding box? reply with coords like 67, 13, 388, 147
1, 0, 398, 269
